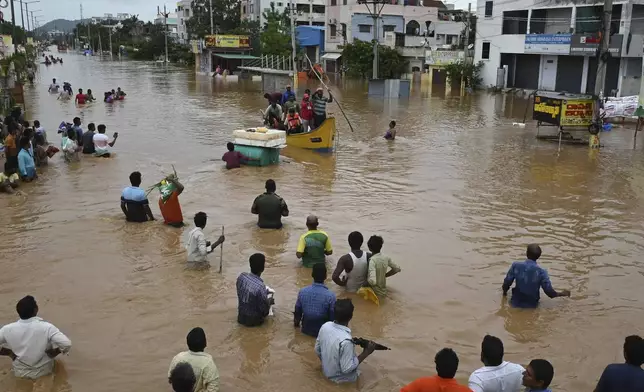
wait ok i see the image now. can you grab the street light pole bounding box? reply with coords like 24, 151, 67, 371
209, 0, 214, 35
157, 5, 169, 63
23, 2, 40, 33
18, 0, 25, 33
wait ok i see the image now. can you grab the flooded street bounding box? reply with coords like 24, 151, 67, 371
1, 52, 644, 392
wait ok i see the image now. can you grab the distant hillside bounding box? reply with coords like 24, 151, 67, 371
39, 19, 84, 33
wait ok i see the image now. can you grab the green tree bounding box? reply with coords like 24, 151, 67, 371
231, 19, 261, 56
260, 3, 292, 57
186, 0, 241, 38
342, 39, 408, 79
444, 60, 484, 89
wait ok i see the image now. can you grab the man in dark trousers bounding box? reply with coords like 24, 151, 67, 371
251, 179, 289, 229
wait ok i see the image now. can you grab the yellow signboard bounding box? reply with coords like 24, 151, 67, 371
190, 40, 200, 54
560, 99, 594, 127
204, 35, 250, 48
0, 35, 13, 54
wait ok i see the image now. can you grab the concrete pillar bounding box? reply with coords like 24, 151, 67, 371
617, 58, 627, 97
527, 9, 532, 34
570, 6, 576, 32
581, 56, 589, 93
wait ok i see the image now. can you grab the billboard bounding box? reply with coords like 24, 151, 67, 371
560, 99, 594, 127
524, 34, 571, 54
424, 50, 464, 66
569, 34, 623, 56
533, 94, 562, 125
204, 35, 250, 48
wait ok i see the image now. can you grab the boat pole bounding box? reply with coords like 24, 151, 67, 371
218, 226, 224, 273
305, 54, 355, 133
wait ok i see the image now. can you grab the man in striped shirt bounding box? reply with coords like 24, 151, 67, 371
311, 87, 333, 129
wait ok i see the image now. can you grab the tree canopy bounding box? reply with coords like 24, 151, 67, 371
260, 3, 292, 57
186, 0, 241, 38
342, 39, 408, 79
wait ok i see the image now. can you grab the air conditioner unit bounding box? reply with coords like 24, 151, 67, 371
329, 18, 337, 24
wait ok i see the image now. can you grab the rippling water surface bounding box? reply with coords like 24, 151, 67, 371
0, 52, 643, 392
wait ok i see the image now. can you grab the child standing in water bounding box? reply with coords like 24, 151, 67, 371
384, 120, 397, 140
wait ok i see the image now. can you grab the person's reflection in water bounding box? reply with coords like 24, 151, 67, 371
496, 296, 557, 344
237, 325, 272, 377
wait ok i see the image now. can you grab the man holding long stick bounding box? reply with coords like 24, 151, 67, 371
186, 212, 225, 267
311, 87, 332, 129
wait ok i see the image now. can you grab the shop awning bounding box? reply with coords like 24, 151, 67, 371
320, 53, 342, 60
212, 54, 260, 60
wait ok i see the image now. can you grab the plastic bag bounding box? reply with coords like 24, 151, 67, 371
357, 287, 380, 306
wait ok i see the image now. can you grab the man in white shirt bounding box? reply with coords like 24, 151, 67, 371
315, 299, 376, 383
468, 335, 524, 392
186, 212, 225, 264
48, 78, 59, 94
0, 296, 72, 380
168, 327, 219, 392
92, 124, 118, 157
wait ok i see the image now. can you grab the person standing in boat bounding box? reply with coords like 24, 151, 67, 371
300, 93, 313, 132
311, 88, 332, 129
281, 85, 296, 105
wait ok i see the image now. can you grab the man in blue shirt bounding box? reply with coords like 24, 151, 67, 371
281, 85, 295, 105
294, 263, 336, 337
236, 253, 273, 327
121, 171, 155, 222
594, 335, 644, 392
502, 244, 570, 308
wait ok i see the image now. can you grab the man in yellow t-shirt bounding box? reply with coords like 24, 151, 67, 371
366, 235, 401, 298
296, 215, 333, 267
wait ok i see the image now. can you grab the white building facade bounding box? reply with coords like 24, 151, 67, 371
323, 0, 466, 74
176, 0, 193, 44
474, 0, 644, 96
241, 0, 326, 28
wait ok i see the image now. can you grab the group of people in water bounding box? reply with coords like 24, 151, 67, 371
43, 54, 63, 66
262, 85, 333, 134
47, 78, 126, 104
1, 65, 642, 392
115, 155, 643, 392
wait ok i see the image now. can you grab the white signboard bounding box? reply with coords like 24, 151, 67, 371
424, 50, 464, 65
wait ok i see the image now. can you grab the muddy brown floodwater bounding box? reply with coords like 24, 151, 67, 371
1, 52, 644, 392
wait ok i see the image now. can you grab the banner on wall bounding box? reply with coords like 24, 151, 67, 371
204, 35, 250, 48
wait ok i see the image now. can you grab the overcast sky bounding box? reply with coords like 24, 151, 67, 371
41, 0, 473, 26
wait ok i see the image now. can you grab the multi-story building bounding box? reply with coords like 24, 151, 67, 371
154, 12, 179, 41
241, 0, 326, 28
176, 0, 193, 44
323, 0, 466, 74
474, 0, 644, 96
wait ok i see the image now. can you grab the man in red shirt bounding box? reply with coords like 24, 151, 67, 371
401, 348, 471, 392
75, 88, 87, 105
222, 142, 253, 169
300, 93, 313, 132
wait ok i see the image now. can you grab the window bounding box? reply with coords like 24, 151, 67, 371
330, 0, 337, 6
484, 1, 493, 17
482, 42, 490, 59
383, 24, 395, 32
250, 4, 254, 12
341, 23, 347, 38
359, 24, 371, 33
445, 34, 453, 44
312, 4, 325, 13
343, 0, 347, 4
277, 2, 283, 6
330, 24, 337, 37
184, 9, 190, 17
242, 5, 247, 13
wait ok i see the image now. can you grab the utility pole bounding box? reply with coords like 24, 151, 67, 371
592, 0, 613, 147
23, 2, 41, 36
158, 5, 169, 63
358, 0, 387, 80
461, 3, 472, 94
594, 0, 613, 100
79, 4, 83, 49
9, 0, 17, 53
209, 0, 214, 34
289, 0, 297, 75
19, 0, 25, 34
